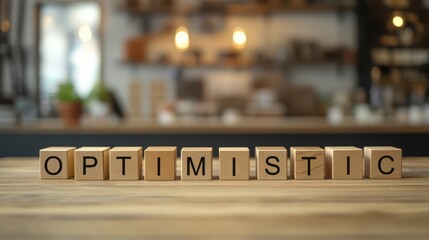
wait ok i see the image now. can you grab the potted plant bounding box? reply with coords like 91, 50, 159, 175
86, 81, 111, 119
56, 82, 83, 126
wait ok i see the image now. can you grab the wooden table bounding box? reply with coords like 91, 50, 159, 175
1, 157, 429, 239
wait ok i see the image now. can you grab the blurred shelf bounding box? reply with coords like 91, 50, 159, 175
120, 59, 356, 69
287, 59, 356, 66
3, 117, 429, 134
381, 6, 429, 12
373, 64, 426, 69
119, 4, 355, 16
227, 4, 355, 15
373, 46, 429, 50
120, 60, 275, 69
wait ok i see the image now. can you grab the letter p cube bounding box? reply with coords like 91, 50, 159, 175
75, 147, 110, 181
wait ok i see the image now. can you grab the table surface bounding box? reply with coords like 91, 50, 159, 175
1, 157, 429, 239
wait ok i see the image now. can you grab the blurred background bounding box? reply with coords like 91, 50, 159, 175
1, 0, 429, 157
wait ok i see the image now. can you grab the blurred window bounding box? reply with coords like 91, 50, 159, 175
38, 2, 101, 116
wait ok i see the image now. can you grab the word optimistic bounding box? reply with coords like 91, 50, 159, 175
39, 146, 402, 181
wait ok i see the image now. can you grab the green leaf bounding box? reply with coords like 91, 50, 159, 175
56, 82, 82, 103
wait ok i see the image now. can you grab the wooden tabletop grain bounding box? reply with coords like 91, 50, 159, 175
1, 157, 429, 239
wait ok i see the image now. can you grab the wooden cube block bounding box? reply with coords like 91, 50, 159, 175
325, 146, 363, 180
181, 147, 213, 180
219, 147, 250, 180
40, 147, 76, 180
290, 147, 324, 180
364, 146, 402, 179
144, 146, 177, 181
109, 147, 142, 181
75, 147, 110, 181
255, 146, 287, 180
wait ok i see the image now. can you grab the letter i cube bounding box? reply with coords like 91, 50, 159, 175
325, 146, 363, 179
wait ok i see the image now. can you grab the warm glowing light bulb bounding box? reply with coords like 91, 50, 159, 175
175, 26, 189, 51
78, 25, 93, 42
232, 27, 247, 50
392, 15, 404, 28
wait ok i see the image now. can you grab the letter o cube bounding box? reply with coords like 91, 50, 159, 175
40, 147, 76, 180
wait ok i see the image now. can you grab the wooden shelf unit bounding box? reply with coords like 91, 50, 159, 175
119, 3, 355, 17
